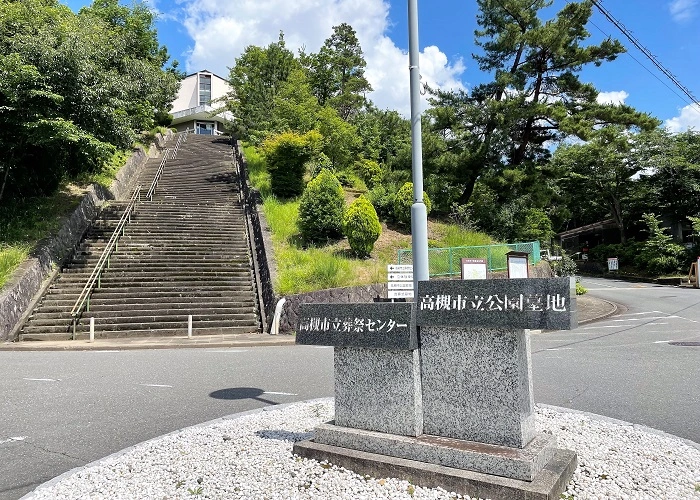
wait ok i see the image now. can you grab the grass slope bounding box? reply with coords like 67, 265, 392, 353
243, 144, 496, 295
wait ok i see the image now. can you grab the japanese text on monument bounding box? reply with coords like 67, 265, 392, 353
298, 317, 408, 334
419, 293, 567, 313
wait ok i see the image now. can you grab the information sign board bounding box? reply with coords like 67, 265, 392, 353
461, 258, 487, 280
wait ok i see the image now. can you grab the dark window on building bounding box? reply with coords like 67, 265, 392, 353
199, 74, 211, 106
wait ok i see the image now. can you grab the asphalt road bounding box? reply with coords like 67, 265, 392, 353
1, 276, 699, 499
0, 346, 335, 500
531, 276, 700, 444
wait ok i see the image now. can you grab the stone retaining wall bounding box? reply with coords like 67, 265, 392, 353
0, 131, 172, 342
233, 140, 277, 333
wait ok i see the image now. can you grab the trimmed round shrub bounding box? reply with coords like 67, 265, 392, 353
298, 169, 345, 243
343, 196, 382, 257
393, 182, 432, 226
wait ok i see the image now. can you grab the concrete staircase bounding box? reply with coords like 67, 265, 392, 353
20, 134, 260, 341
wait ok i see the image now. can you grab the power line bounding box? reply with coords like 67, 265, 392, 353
590, 0, 700, 113
588, 20, 695, 110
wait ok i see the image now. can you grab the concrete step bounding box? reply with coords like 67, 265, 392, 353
29, 311, 257, 326
22, 317, 258, 335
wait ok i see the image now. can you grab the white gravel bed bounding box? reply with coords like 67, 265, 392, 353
28, 399, 700, 500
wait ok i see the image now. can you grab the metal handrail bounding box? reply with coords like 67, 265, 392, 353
146, 152, 169, 200
69, 186, 141, 338
146, 129, 191, 200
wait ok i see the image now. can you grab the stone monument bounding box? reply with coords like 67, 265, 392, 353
293, 277, 578, 499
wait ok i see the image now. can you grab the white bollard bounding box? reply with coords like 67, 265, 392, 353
89, 317, 94, 343
188, 315, 193, 339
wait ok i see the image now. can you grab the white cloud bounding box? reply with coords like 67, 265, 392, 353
596, 91, 629, 105
179, 0, 465, 115
664, 103, 700, 132
669, 0, 699, 22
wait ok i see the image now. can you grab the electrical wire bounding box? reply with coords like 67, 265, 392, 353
590, 0, 700, 114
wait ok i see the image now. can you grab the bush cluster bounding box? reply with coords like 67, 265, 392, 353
297, 169, 345, 243
355, 159, 382, 188
262, 130, 321, 198
343, 196, 381, 257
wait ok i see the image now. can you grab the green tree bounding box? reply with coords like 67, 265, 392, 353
552, 126, 640, 243
634, 130, 700, 225
303, 23, 372, 120
427, 0, 659, 208
0, 0, 177, 202
394, 182, 432, 227
261, 130, 322, 198
227, 32, 298, 142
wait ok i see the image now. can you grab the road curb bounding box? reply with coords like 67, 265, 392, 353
1, 336, 297, 351
578, 297, 619, 325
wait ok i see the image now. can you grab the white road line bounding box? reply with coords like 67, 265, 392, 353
0, 436, 27, 445
546, 348, 573, 351
23, 378, 59, 382
585, 287, 651, 290
205, 350, 249, 353
139, 384, 173, 388
581, 325, 623, 329
308, 346, 332, 349
646, 322, 669, 325
653, 340, 672, 344
262, 391, 298, 396
616, 311, 662, 317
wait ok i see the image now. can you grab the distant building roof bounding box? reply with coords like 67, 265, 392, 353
184, 70, 228, 81
557, 219, 617, 240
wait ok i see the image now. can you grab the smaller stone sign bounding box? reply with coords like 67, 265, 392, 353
296, 302, 417, 350
416, 277, 577, 330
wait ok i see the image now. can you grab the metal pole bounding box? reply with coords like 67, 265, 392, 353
89, 317, 94, 343
408, 0, 430, 292
188, 315, 193, 338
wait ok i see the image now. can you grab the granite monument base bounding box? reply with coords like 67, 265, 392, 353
335, 346, 422, 437
293, 437, 577, 500
312, 422, 556, 481
420, 326, 536, 448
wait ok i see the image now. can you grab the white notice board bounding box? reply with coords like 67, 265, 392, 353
461, 258, 487, 280
607, 257, 619, 271
507, 256, 529, 279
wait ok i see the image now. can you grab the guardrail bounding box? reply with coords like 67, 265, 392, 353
69, 186, 141, 338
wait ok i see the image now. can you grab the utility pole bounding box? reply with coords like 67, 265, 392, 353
408, 0, 430, 291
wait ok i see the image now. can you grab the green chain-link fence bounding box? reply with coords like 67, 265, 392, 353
397, 241, 541, 277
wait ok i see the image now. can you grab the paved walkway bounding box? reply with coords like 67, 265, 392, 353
1, 295, 617, 351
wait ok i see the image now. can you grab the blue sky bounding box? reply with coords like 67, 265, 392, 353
63, 0, 700, 131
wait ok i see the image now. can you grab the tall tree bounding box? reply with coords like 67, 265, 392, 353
227, 32, 298, 142
634, 130, 700, 225
303, 23, 372, 120
551, 126, 641, 242
0, 0, 178, 202
427, 0, 658, 207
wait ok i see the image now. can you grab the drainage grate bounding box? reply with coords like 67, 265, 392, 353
669, 341, 700, 347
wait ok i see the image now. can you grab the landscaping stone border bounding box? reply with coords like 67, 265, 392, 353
0, 131, 173, 342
